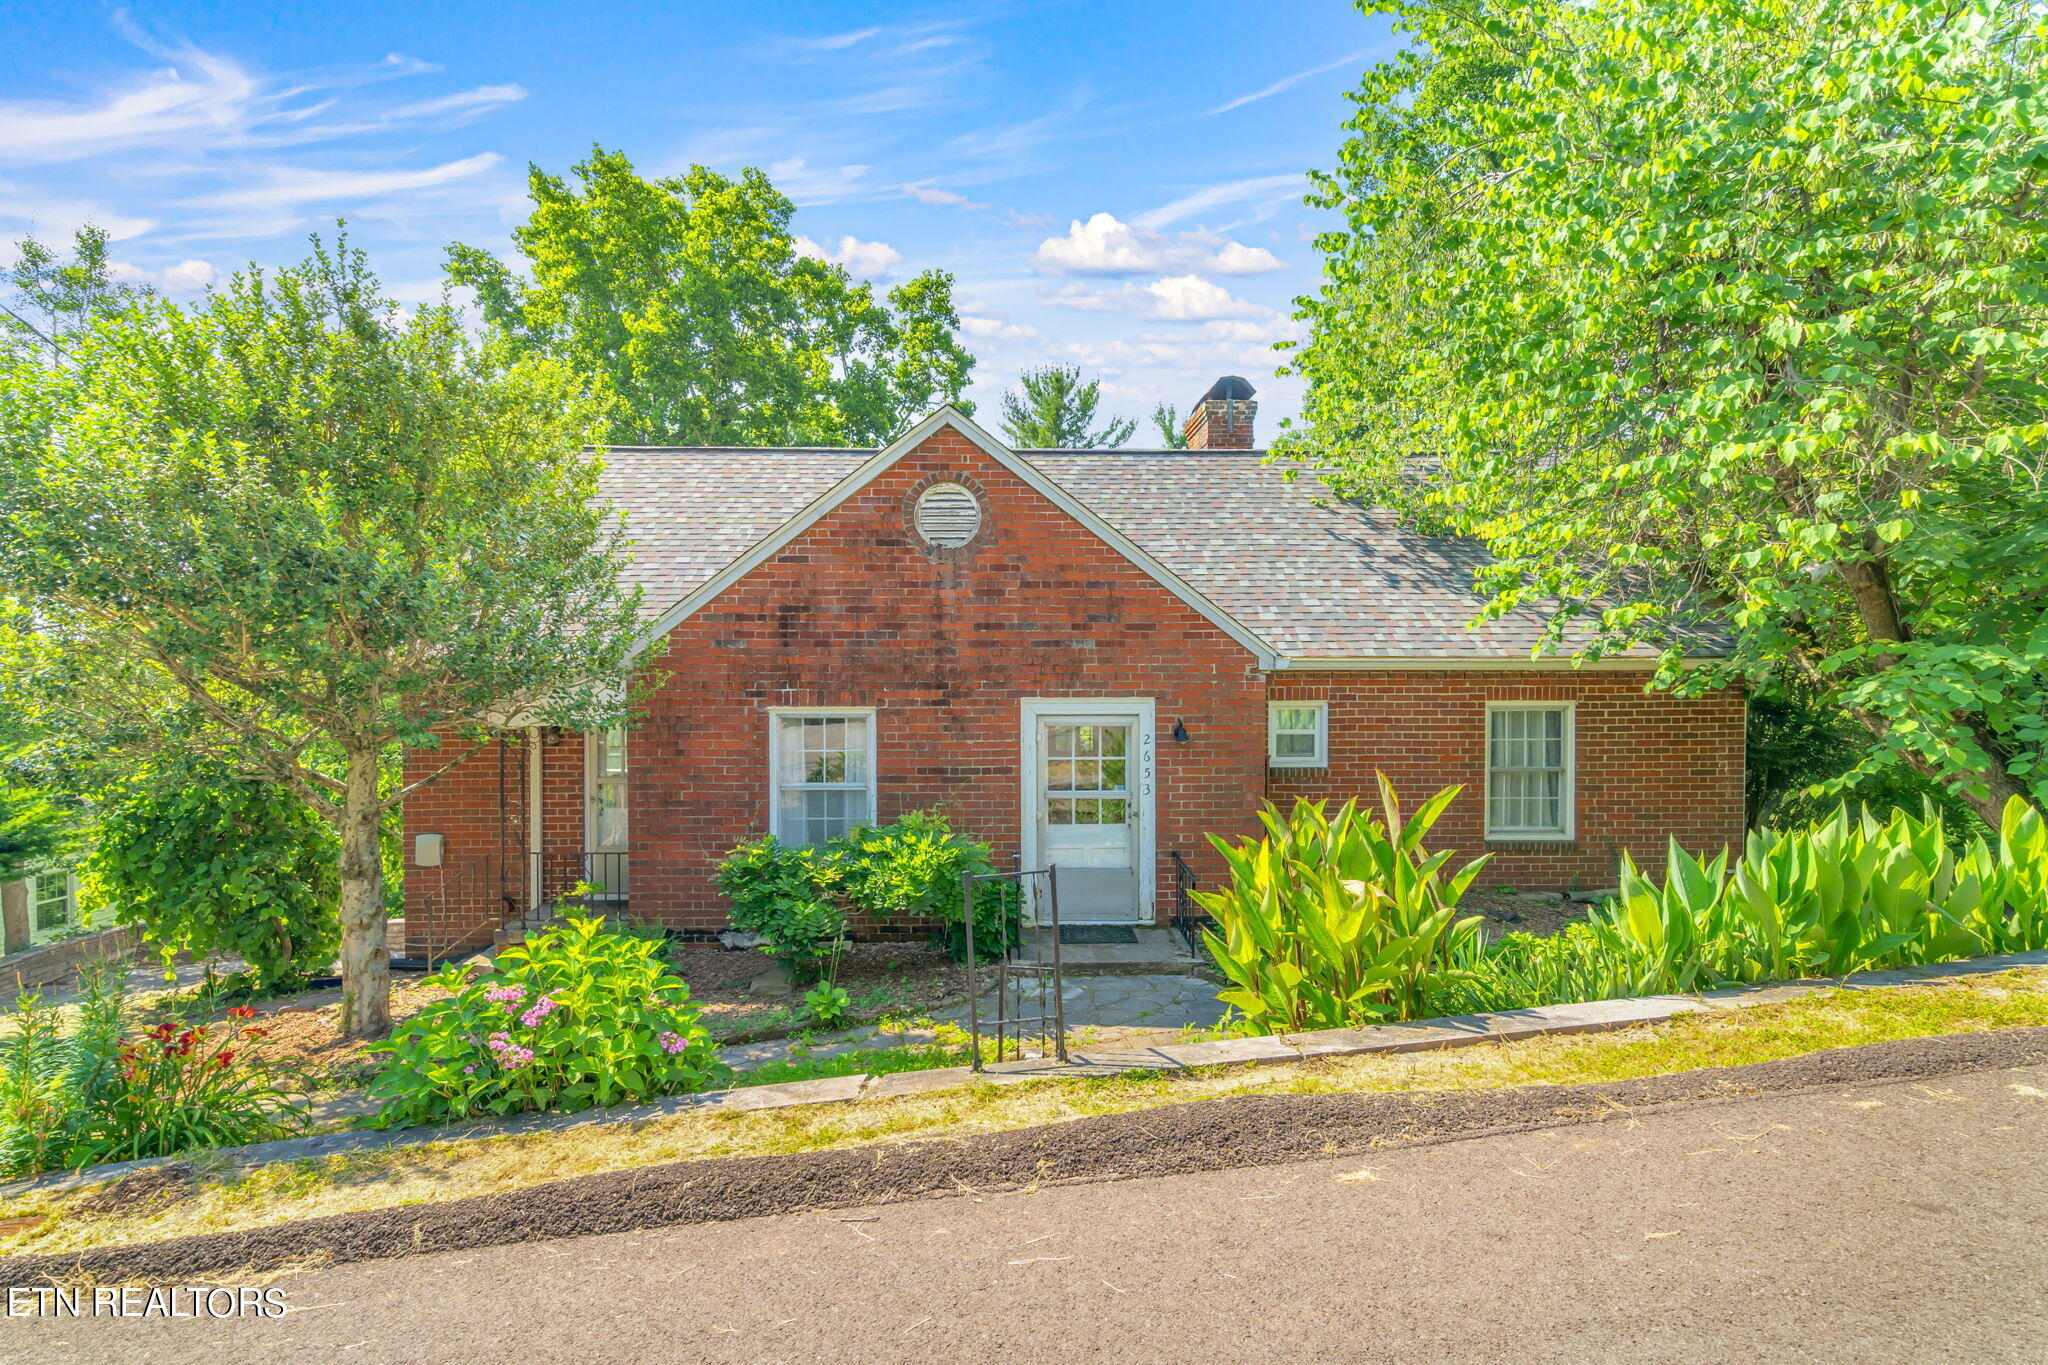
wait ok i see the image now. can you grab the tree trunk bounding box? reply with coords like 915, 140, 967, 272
337, 748, 391, 1038
1840, 557, 2030, 829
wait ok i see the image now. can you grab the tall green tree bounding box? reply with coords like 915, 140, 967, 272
1150, 403, 1188, 449
997, 365, 1135, 448
0, 240, 645, 1035
448, 148, 975, 446
2, 227, 151, 366
1288, 0, 2048, 825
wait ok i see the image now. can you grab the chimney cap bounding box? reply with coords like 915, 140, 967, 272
1201, 375, 1257, 402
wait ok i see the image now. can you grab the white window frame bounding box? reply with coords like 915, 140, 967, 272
1483, 701, 1576, 840
768, 707, 879, 847
28, 867, 81, 944
1267, 700, 1329, 769
585, 725, 631, 852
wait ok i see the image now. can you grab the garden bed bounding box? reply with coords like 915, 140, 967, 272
1461, 890, 1589, 940
666, 940, 965, 1040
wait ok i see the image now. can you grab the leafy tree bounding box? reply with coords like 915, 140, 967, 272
1150, 403, 1188, 449
0, 777, 69, 885
1287, 0, 2048, 825
87, 758, 340, 993
0, 239, 644, 1035
997, 365, 1135, 448
448, 148, 975, 446
2, 227, 151, 365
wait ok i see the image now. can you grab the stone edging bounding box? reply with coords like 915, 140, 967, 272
7, 947, 2046, 1200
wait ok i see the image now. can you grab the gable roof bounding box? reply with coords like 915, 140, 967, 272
607, 409, 1285, 667
597, 415, 1726, 669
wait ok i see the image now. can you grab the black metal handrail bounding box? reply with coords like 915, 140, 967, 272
1168, 850, 1216, 958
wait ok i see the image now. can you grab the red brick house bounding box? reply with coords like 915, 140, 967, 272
402, 378, 1744, 958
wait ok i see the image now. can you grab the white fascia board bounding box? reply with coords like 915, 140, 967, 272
628, 405, 1285, 669
1270, 655, 1706, 672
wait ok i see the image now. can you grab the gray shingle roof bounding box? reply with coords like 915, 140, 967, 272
599, 447, 866, 620
598, 444, 1720, 661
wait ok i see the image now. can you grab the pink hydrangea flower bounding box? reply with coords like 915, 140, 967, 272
483, 985, 524, 1004
518, 996, 560, 1028
658, 1031, 690, 1054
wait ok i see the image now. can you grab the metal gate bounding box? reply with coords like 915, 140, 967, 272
960, 864, 1069, 1069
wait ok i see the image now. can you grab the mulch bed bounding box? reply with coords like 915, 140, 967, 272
1462, 890, 1590, 940
12, 1024, 2047, 1288
668, 941, 964, 1037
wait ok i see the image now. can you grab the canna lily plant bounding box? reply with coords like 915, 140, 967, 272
1197, 778, 1489, 1033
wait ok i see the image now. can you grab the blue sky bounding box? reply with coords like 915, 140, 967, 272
1, 2, 1399, 435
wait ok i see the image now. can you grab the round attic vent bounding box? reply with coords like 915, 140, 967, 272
914, 482, 982, 547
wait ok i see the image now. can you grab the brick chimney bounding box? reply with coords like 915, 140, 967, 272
1182, 375, 1258, 450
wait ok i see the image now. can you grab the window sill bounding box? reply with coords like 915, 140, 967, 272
1267, 761, 1328, 774
1484, 837, 1578, 853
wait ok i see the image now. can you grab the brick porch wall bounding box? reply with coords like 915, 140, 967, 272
1265, 670, 1748, 894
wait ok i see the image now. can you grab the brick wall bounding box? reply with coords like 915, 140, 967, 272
402, 422, 1748, 950
1265, 670, 1747, 893
625, 426, 1270, 932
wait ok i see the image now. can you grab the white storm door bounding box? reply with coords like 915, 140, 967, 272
1024, 703, 1154, 923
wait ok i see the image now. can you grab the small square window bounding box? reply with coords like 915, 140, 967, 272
1268, 701, 1328, 769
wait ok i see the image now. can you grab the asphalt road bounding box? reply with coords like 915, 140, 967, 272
11, 1060, 2048, 1365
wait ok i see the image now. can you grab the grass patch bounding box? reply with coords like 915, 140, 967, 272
728, 1043, 970, 1089
6, 967, 2046, 1262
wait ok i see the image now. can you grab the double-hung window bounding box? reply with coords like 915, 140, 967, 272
31, 869, 78, 940
1485, 703, 1574, 839
772, 710, 875, 847
1267, 701, 1328, 768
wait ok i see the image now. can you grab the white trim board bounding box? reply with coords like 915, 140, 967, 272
626, 407, 1284, 669
1018, 697, 1157, 925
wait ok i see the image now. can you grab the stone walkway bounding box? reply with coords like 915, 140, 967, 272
717, 972, 1227, 1070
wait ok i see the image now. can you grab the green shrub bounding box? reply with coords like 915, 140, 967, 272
1196, 780, 1490, 1033
366, 916, 727, 1128
1437, 797, 2048, 1018
715, 812, 1021, 970
829, 811, 1018, 962
715, 835, 848, 978
0, 970, 304, 1174
87, 758, 339, 993
0, 966, 128, 1177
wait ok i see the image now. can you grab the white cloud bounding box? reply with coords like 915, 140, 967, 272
1135, 174, 1305, 230
1208, 49, 1374, 117
900, 182, 987, 210
382, 83, 527, 121
0, 182, 154, 242
767, 156, 875, 206
0, 47, 259, 166
961, 313, 1040, 342
183, 152, 503, 210
1041, 275, 1274, 324
162, 258, 220, 292
1033, 214, 1160, 275
796, 233, 905, 278
788, 26, 882, 52
1031, 212, 1286, 278
1145, 275, 1267, 322
1209, 240, 1285, 275
104, 257, 223, 293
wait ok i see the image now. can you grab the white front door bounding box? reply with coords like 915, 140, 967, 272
1022, 702, 1154, 923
